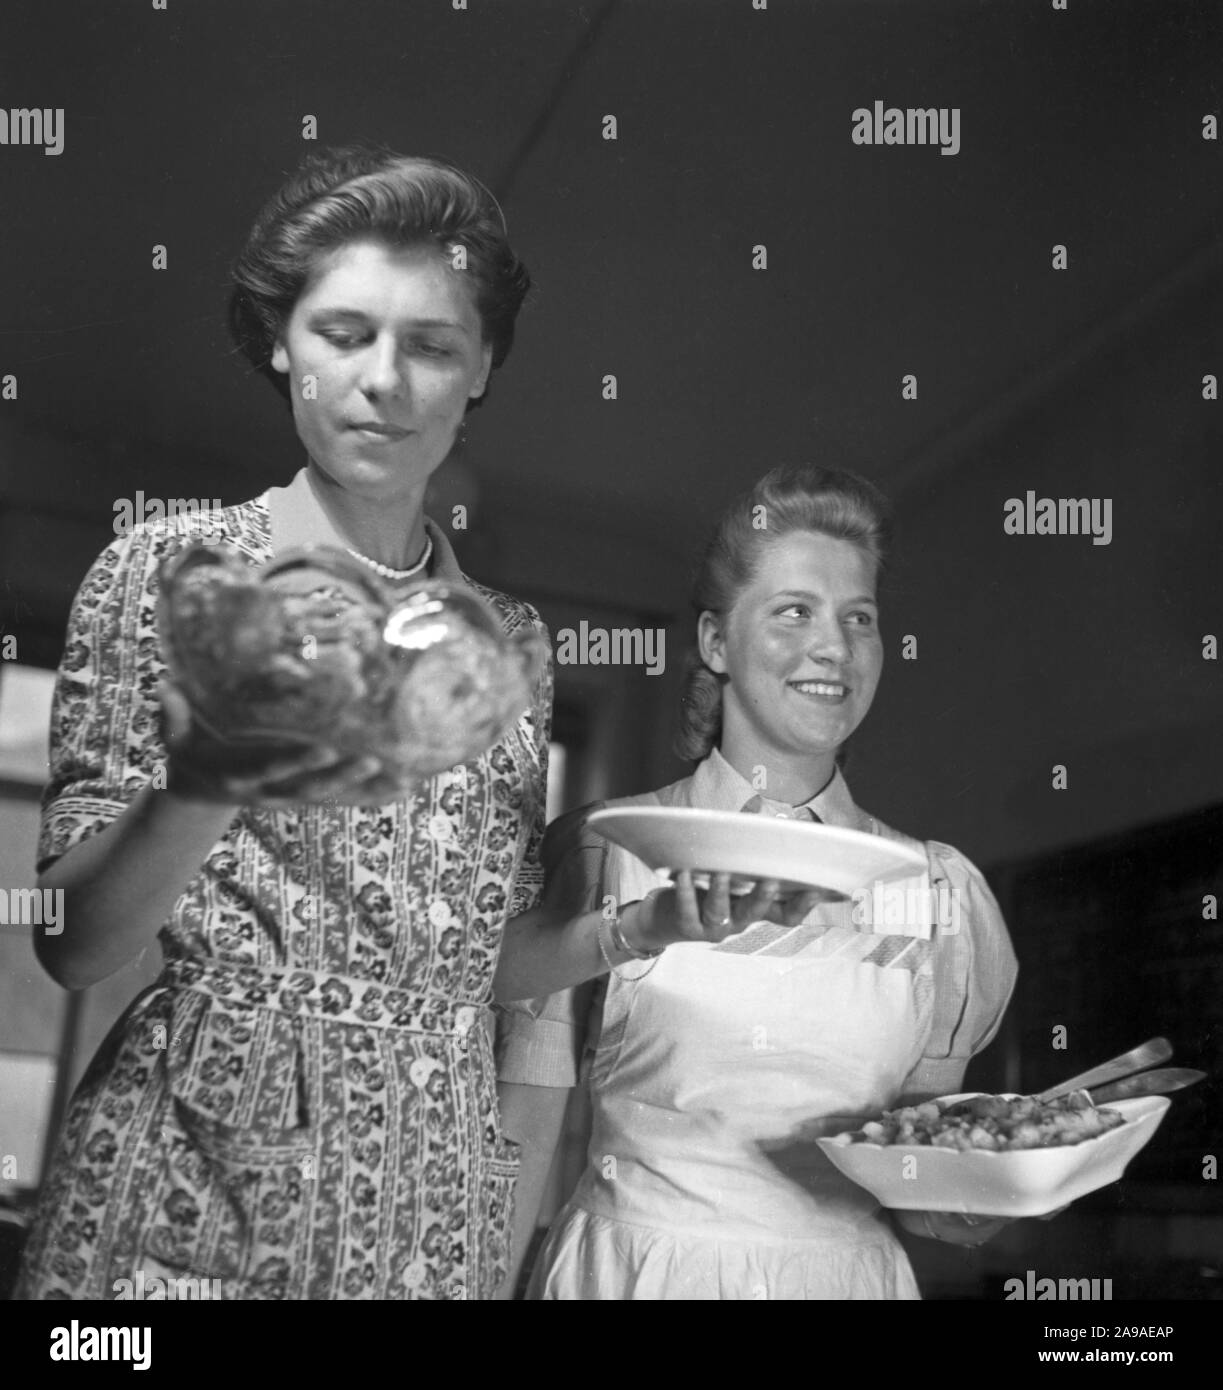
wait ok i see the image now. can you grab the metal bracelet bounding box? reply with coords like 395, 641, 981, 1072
609, 912, 664, 960
596, 911, 661, 982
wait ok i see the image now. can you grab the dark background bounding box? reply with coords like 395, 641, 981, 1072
0, 0, 1220, 1299
1, 0, 1220, 863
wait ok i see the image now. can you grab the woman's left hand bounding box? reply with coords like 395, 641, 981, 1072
902, 1209, 1012, 1246
898, 1202, 1069, 1246
692, 873, 839, 936
629, 871, 838, 950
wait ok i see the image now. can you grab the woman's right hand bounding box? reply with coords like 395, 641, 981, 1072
159, 680, 406, 807
623, 871, 835, 950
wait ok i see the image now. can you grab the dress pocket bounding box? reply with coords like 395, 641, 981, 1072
139, 989, 317, 1298
140, 1093, 315, 1299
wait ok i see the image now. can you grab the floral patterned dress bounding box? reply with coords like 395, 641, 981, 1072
15, 483, 552, 1300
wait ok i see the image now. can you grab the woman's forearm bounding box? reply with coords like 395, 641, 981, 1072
492, 904, 624, 1002
493, 871, 796, 1002
494, 892, 670, 1002
495, 869, 821, 1002
34, 783, 238, 991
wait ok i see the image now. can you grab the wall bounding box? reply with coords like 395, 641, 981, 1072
846, 273, 1222, 871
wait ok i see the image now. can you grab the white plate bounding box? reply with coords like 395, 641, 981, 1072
585, 806, 927, 896
816, 1094, 1170, 1217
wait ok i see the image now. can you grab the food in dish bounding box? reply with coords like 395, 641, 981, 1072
389, 616, 528, 772
817, 1094, 1169, 1216
853, 1091, 1126, 1152
163, 560, 387, 742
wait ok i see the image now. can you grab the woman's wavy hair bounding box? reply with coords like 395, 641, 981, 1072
228, 143, 531, 409
674, 465, 894, 764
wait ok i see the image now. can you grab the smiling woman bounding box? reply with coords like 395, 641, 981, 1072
693, 524, 884, 797
494, 466, 1022, 1301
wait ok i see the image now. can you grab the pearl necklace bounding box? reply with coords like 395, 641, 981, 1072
344, 534, 433, 581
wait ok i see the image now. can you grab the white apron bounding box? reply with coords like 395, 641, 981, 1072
530, 831, 939, 1300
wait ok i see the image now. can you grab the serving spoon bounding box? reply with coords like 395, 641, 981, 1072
1034, 1037, 1173, 1103
1077, 1067, 1206, 1106
939, 1037, 1179, 1117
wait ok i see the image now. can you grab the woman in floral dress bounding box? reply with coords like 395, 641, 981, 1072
15, 146, 552, 1300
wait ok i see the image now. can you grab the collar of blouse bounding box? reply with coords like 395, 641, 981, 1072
692, 747, 871, 833
262, 466, 465, 583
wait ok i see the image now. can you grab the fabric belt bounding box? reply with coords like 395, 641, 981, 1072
158, 955, 486, 1038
